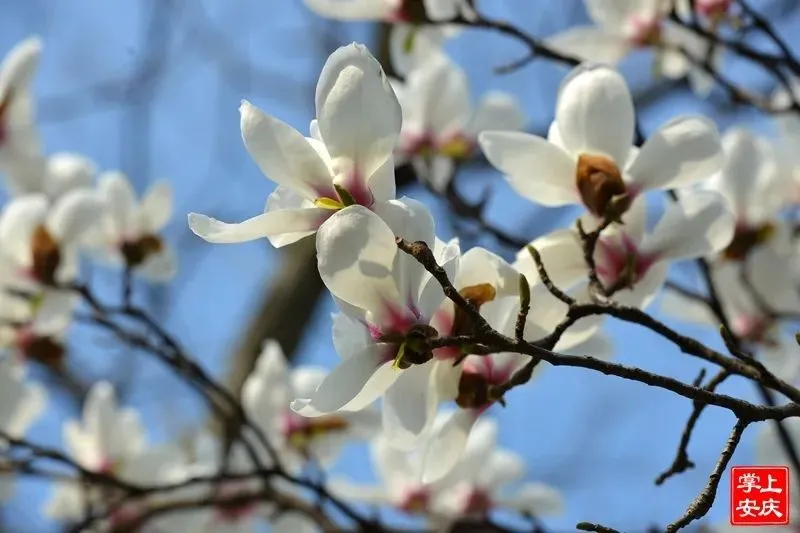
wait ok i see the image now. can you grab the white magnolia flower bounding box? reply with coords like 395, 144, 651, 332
0, 36, 42, 171
3, 151, 96, 201
660, 263, 799, 383
431, 417, 564, 523
0, 190, 104, 287
328, 432, 459, 518
46, 382, 185, 527
529, 193, 734, 309
393, 54, 524, 191
242, 340, 380, 471
704, 128, 800, 313
90, 171, 176, 281
424, 272, 611, 482
0, 287, 75, 370
292, 199, 456, 448
0, 359, 46, 501
548, 0, 720, 94
188, 43, 402, 249
675, 0, 733, 23
479, 64, 722, 222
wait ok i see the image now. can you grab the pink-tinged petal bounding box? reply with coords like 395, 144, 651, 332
547, 26, 630, 65
478, 131, 579, 207
627, 116, 722, 191
615, 260, 669, 309
555, 64, 634, 167
381, 363, 438, 450
290, 343, 397, 416
188, 207, 327, 247
421, 409, 480, 484
304, 0, 398, 20
316, 206, 401, 314
315, 43, 402, 180
240, 101, 335, 200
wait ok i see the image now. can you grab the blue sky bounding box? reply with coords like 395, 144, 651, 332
1, 0, 798, 531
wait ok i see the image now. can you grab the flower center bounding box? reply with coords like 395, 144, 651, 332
722, 222, 775, 261
625, 14, 663, 47
461, 488, 493, 516
282, 412, 350, 452
696, 0, 731, 18
120, 234, 163, 268
454, 357, 511, 410
438, 134, 474, 159
595, 234, 656, 292
733, 314, 779, 348
16, 329, 64, 370
576, 154, 631, 220
399, 488, 429, 514
390, 0, 427, 23
30, 225, 61, 285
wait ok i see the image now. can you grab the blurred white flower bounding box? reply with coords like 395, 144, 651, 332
4, 151, 96, 201
548, 0, 721, 94
292, 199, 456, 449
393, 54, 524, 191
89, 171, 176, 281
189, 43, 402, 248
242, 340, 380, 471
0, 190, 104, 286
0, 36, 42, 171
530, 192, 734, 309
46, 382, 186, 527
479, 64, 722, 222
704, 128, 800, 314
0, 358, 46, 502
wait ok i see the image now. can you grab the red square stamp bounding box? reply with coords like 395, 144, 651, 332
730, 466, 790, 525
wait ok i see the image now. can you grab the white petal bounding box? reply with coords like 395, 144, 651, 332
98, 171, 138, 237
555, 64, 634, 166
478, 449, 525, 490
514, 228, 587, 289
585, 0, 644, 28
627, 116, 722, 192
546, 26, 630, 65
496, 482, 565, 516
0, 193, 47, 266
47, 189, 105, 244
713, 128, 766, 220
44, 153, 95, 200
423, 0, 461, 20
315, 43, 402, 179
421, 409, 480, 484
316, 206, 400, 314
291, 343, 396, 416
6, 382, 45, 437
140, 181, 173, 232
188, 207, 325, 246
479, 131, 579, 206
137, 246, 177, 282
747, 246, 800, 314
465, 92, 525, 138
0, 36, 42, 95
658, 289, 716, 327
327, 477, 392, 506
332, 311, 371, 358
455, 246, 519, 297
83, 381, 118, 459
381, 363, 438, 450
643, 190, 734, 261
240, 101, 334, 200
388, 25, 449, 77
424, 55, 471, 139
304, 0, 397, 20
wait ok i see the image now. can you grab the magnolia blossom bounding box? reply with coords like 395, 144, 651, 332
46, 382, 185, 527
242, 339, 380, 470
304, 0, 465, 75
0, 286, 75, 370
703, 128, 800, 313
393, 54, 524, 191
548, 0, 720, 95
0, 359, 46, 501
89, 171, 176, 281
292, 199, 457, 449
479, 64, 722, 223
0, 190, 104, 287
0, 36, 42, 170
529, 192, 734, 309
189, 43, 402, 248
4, 151, 96, 200
424, 258, 611, 482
